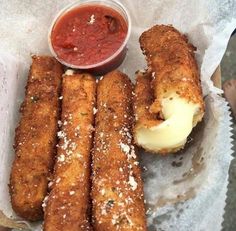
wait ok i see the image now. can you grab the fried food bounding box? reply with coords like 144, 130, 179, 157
43, 72, 96, 231
133, 25, 205, 154
9, 56, 63, 221
133, 70, 158, 128
91, 70, 146, 231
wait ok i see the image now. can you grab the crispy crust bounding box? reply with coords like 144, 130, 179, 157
139, 25, 204, 115
133, 70, 161, 129
134, 25, 205, 154
91, 70, 147, 231
43, 73, 96, 231
9, 56, 63, 221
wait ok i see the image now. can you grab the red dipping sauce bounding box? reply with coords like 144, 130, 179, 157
49, 1, 131, 75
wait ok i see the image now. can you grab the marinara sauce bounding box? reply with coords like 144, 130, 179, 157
51, 4, 128, 69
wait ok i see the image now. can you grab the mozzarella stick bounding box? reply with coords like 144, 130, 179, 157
134, 25, 205, 154
43, 72, 96, 231
9, 56, 63, 221
92, 70, 146, 231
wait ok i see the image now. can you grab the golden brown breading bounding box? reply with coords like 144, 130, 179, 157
9, 56, 63, 221
43, 73, 96, 231
91, 70, 146, 231
139, 25, 204, 117
133, 70, 160, 129
133, 25, 205, 154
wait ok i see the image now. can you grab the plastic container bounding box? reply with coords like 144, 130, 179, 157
48, 0, 131, 75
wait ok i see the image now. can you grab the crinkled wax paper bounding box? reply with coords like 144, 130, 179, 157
0, 0, 235, 230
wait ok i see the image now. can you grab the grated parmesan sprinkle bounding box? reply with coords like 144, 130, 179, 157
42, 195, 49, 208
58, 154, 65, 162
128, 175, 138, 191
58, 120, 62, 127
119, 142, 130, 154
101, 189, 105, 195
56, 177, 61, 184
93, 107, 98, 114
57, 131, 66, 139
48, 181, 53, 188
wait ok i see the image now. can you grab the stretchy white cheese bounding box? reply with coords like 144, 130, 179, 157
136, 94, 199, 152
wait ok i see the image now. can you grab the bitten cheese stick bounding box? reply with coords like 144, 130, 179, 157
43, 73, 96, 231
9, 56, 63, 221
92, 70, 146, 231
134, 25, 205, 154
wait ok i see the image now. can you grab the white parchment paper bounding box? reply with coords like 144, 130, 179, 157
0, 0, 235, 230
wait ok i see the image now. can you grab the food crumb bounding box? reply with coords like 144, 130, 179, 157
88, 14, 95, 24
65, 69, 74, 76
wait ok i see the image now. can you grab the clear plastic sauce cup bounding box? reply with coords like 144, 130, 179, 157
48, 0, 131, 75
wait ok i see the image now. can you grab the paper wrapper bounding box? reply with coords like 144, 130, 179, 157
0, 0, 235, 230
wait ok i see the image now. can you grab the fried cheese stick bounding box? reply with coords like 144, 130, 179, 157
43, 72, 96, 231
92, 70, 146, 231
134, 25, 205, 154
9, 56, 63, 221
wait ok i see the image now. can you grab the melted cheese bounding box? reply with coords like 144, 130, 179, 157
136, 94, 199, 152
